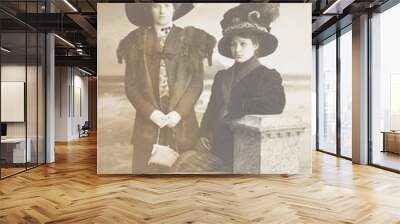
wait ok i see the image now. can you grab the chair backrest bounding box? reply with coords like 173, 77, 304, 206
82, 121, 90, 129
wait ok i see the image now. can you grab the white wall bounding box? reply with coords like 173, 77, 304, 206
55, 67, 89, 141
1, 63, 47, 163
1, 65, 31, 138
55, 67, 70, 141
71, 73, 89, 138
1, 65, 26, 130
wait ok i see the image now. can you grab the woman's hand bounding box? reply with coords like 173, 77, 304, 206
199, 137, 211, 151
150, 110, 168, 128
166, 111, 182, 128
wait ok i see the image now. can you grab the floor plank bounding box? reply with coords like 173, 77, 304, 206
1, 134, 400, 223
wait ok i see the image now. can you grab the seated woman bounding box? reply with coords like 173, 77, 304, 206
200, 4, 286, 172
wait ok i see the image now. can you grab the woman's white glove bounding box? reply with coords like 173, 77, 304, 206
150, 110, 168, 128
166, 111, 182, 128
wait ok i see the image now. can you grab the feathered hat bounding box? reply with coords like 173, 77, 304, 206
218, 3, 280, 58
125, 3, 194, 27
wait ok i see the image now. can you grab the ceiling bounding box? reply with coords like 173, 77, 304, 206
0, 0, 392, 75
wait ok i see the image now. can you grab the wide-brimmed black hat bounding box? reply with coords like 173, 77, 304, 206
125, 3, 194, 27
218, 3, 280, 59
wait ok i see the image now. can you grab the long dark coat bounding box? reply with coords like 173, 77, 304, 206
200, 58, 286, 170
117, 26, 216, 172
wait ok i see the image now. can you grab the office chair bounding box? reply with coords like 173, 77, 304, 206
79, 121, 90, 138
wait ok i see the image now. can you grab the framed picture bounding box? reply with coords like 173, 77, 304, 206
97, 3, 312, 175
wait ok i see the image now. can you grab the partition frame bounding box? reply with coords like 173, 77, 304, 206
315, 24, 353, 161
0, 0, 47, 179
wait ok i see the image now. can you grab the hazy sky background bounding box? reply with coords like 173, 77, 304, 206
98, 3, 311, 76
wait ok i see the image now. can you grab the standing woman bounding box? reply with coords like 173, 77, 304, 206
200, 4, 285, 172
117, 3, 216, 173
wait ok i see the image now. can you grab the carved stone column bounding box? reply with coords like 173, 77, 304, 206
231, 115, 306, 174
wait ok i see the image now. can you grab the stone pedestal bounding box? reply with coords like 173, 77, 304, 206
231, 114, 306, 174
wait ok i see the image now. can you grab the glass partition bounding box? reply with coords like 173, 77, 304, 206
1, 30, 28, 178
317, 36, 337, 155
27, 31, 38, 169
370, 3, 400, 171
38, 32, 45, 165
0, 1, 46, 179
339, 27, 352, 158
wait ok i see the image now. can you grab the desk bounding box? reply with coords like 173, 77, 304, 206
1, 138, 31, 163
382, 131, 400, 154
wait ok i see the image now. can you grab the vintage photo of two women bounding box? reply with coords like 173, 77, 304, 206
97, 3, 312, 175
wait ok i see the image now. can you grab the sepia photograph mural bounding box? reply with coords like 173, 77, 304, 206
97, 3, 312, 174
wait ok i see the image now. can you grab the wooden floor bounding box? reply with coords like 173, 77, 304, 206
373, 151, 400, 171
1, 135, 400, 223
0, 167, 26, 178
1, 163, 44, 178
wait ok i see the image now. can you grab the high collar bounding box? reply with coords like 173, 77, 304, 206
231, 57, 261, 84
154, 23, 174, 37
147, 25, 182, 55
233, 57, 258, 69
